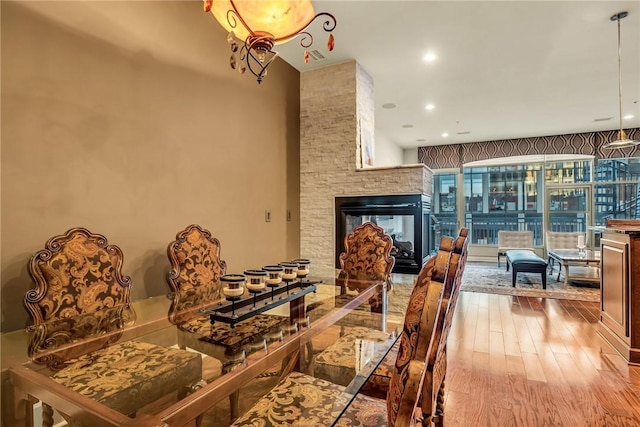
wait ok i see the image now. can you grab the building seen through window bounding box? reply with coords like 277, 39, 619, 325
431, 156, 640, 247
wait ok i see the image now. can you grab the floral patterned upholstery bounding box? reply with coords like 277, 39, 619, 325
26, 228, 131, 326
184, 315, 289, 349
421, 228, 469, 427
24, 227, 202, 426
166, 224, 226, 310
166, 225, 290, 351
230, 372, 351, 426
167, 225, 292, 421
314, 326, 392, 386
50, 340, 202, 416
231, 240, 454, 427
339, 222, 395, 290
358, 340, 399, 399
26, 304, 135, 369
231, 364, 426, 427
327, 223, 395, 345
322, 235, 455, 400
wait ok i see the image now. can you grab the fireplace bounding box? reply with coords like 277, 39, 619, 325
335, 194, 433, 274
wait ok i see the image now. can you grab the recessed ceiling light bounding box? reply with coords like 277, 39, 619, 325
442, 132, 449, 137
402, 124, 414, 128
416, 138, 426, 142
425, 104, 435, 111
382, 103, 397, 109
624, 114, 635, 120
423, 52, 437, 62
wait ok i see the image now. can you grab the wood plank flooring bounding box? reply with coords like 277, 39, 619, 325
443, 291, 640, 426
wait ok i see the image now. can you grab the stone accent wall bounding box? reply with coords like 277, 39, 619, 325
300, 60, 432, 276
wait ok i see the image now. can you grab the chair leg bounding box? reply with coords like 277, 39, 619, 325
229, 390, 240, 421
42, 403, 54, 427
433, 380, 446, 427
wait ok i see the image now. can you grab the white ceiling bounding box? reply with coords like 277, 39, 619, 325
277, 1, 640, 148
12, 1, 640, 151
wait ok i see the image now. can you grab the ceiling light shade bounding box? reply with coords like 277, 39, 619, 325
603, 11, 639, 149
204, 0, 337, 84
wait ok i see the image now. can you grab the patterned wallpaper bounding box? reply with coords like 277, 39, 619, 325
418, 128, 640, 170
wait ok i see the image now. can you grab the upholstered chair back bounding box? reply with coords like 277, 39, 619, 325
26, 227, 131, 323
386, 236, 454, 426
339, 222, 395, 287
24, 228, 204, 424
25, 227, 134, 367
422, 227, 470, 426
545, 231, 585, 250
166, 224, 227, 321
428, 228, 469, 367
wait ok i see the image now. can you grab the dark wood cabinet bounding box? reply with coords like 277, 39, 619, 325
599, 220, 640, 364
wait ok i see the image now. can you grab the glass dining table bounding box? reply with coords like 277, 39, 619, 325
5, 274, 405, 427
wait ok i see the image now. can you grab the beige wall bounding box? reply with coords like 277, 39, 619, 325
1, 1, 301, 332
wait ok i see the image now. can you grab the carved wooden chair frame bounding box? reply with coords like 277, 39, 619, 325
339, 221, 395, 292
25, 227, 132, 367
166, 224, 227, 323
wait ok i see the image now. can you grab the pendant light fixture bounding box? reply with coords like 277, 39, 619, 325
603, 11, 639, 149
204, 0, 336, 84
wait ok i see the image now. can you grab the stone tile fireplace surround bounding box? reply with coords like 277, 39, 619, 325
299, 60, 432, 277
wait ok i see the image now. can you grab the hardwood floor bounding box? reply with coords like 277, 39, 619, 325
443, 291, 640, 426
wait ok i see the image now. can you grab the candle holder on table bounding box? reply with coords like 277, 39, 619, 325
221, 274, 246, 318
244, 269, 267, 309
577, 234, 586, 257
291, 258, 311, 286
263, 265, 284, 301
279, 262, 299, 296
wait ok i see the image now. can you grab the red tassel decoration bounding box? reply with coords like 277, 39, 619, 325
327, 34, 335, 51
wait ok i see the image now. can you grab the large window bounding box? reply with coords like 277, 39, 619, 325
432, 156, 640, 247
594, 159, 640, 226
432, 174, 458, 250
462, 164, 543, 245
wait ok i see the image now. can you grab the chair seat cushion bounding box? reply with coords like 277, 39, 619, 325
231, 372, 388, 427
334, 392, 387, 427
179, 313, 290, 348
359, 340, 400, 399
230, 372, 350, 426
50, 341, 202, 416
314, 327, 392, 387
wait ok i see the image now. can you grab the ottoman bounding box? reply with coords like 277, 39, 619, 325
506, 249, 548, 289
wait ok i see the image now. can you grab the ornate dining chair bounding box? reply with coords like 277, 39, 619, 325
24, 227, 202, 427
356, 233, 457, 399
327, 221, 396, 334
338, 221, 395, 291
314, 235, 454, 389
166, 224, 291, 419
229, 247, 448, 427
419, 228, 469, 427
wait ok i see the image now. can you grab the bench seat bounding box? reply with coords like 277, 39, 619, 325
506, 249, 547, 289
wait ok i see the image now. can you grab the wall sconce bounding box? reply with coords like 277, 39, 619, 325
204, 0, 336, 84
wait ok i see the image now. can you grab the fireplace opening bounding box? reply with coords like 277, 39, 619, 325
335, 194, 433, 274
